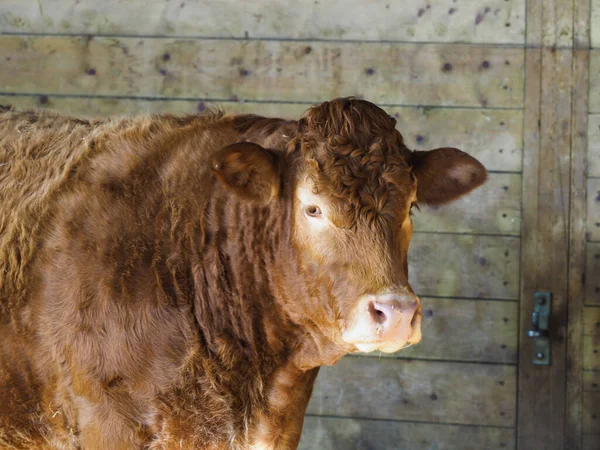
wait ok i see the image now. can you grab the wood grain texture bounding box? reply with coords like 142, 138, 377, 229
518, 48, 572, 450
589, 115, 600, 177
587, 178, 600, 242
583, 435, 600, 450
591, 51, 600, 112
0, 0, 526, 44
583, 308, 600, 372
409, 234, 519, 299
413, 173, 521, 235
357, 297, 518, 363
299, 416, 516, 450
585, 307, 600, 336
0, 95, 524, 172
593, 0, 600, 48
518, 0, 574, 447
583, 392, 600, 433
586, 243, 600, 305
307, 357, 516, 426
567, 4, 590, 443
394, 107, 523, 172
540, 0, 573, 48
583, 371, 600, 391
583, 335, 600, 370
0, 36, 525, 107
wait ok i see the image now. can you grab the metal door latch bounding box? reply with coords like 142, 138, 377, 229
527, 291, 551, 365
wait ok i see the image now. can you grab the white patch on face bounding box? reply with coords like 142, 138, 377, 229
249, 440, 274, 450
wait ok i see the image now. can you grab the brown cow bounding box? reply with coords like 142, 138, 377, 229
0, 98, 486, 449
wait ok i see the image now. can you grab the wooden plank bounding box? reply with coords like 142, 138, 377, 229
0, 94, 293, 117
583, 374, 599, 450
586, 243, 600, 305
583, 392, 600, 433
357, 297, 518, 363
518, 0, 573, 447
593, 0, 600, 48
0, 0, 526, 44
395, 107, 524, 172
584, 283, 600, 375
540, 0, 573, 48
591, 52, 600, 113
583, 380, 599, 450
568, 4, 590, 444
409, 234, 519, 300
299, 416, 516, 450
0, 95, 525, 172
589, 115, 600, 177
518, 47, 572, 448
0, 36, 525, 108
584, 335, 600, 370
587, 178, 600, 242
584, 371, 600, 391
413, 173, 521, 236
306, 357, 516, 427
584, 307, 600, 336
583, 435, 600, 450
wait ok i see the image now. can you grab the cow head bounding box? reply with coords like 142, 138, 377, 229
212, 98, 487, 365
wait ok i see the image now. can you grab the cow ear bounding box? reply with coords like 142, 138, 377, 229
211, 142, 280, 203
409, 147, 487, 206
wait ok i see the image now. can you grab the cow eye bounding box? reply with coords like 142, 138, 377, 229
305, 205, 322, 218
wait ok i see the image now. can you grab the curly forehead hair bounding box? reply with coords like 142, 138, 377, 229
294, 98, 415, 225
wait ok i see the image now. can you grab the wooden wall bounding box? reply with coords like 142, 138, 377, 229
584, 1, 600, 448
0, 1, 594, 449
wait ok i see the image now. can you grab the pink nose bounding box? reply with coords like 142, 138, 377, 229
369, 294, 421, 344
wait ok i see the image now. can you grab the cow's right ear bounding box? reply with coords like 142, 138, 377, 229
211, 142, 280, 203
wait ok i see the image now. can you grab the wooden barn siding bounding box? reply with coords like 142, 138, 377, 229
594, 0, 600, 48
0, 36, 524, 108
299, 416, 515, 450
0, 0, 526, 44
567, 0, 589, 445
585, 1, 600, 446
0, 1, 533, 449
583, 308, 600, 442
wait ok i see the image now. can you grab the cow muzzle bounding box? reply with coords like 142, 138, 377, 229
342, 292, 422, 353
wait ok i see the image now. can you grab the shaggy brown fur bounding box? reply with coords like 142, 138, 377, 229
0, 98, 486, 449
296, 99, 414, 227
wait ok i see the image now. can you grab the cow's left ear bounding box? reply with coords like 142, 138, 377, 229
409, 147, 487, 206
211, 142, 280, 203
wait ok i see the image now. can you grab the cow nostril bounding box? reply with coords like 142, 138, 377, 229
369, 302, 387, 324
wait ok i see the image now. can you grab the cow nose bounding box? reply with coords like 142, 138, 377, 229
368, 294, 421, 344
342, 292, 422, 353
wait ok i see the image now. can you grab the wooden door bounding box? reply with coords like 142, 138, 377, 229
517, 0, 594, 448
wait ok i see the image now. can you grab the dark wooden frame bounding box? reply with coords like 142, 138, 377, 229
518, 0, 589, 449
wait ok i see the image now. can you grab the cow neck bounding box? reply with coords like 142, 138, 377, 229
185, 184, 299, 376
